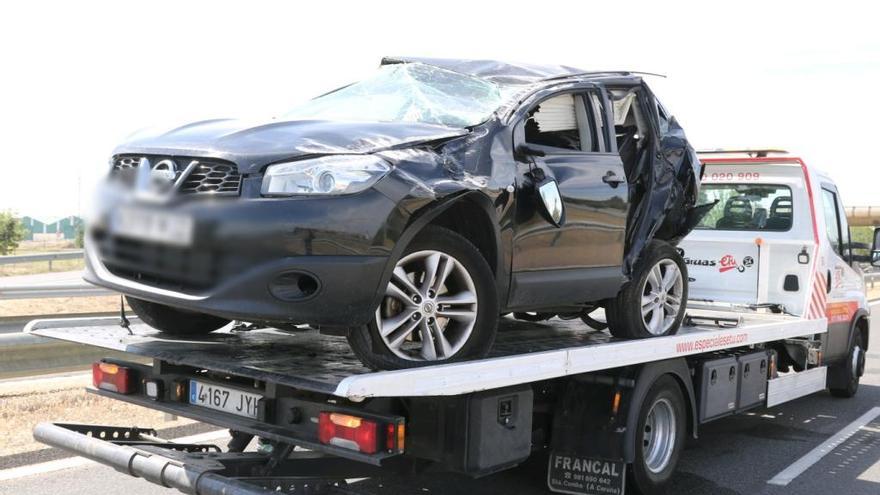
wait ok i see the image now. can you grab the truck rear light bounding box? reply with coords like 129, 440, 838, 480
144, 379, 163, 400
92, 361, 134, 394
385, 422, 405, 452
318, 412, 378, 454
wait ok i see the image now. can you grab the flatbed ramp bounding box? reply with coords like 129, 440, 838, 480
26, 312, 824, 399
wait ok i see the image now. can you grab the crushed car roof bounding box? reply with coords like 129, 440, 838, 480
381, 56, 640, 86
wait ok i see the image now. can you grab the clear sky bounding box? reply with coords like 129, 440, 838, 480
1, 0, 878, 221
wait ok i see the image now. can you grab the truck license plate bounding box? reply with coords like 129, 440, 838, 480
188, 380, 262, 419
112, 207, 194, 247
547, 452, 626, 495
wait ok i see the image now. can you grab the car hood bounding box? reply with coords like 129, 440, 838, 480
114, 119, 468, 174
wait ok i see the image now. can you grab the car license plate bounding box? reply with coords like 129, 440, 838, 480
188, 380, 262, 419
111, 207, 194, 247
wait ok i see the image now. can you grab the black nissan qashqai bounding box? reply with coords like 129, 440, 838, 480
85, 57, 707, 370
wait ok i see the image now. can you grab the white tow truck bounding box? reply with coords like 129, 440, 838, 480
28, 150, 878, 495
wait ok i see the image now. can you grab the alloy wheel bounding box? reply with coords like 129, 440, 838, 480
640, 259, 683, 335
376, 250, 478, 361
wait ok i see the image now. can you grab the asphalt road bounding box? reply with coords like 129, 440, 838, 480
2, 303, 878, 495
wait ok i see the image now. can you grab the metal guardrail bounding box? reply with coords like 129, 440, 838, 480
0, 284, 112, 300
0, 249, 111, 299
0, 250, 84, 271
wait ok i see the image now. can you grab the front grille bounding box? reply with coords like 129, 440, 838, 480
179, 162, 242, 194
111, 155, 242, 196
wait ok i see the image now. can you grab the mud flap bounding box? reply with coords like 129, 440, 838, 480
547, 452, 626, 495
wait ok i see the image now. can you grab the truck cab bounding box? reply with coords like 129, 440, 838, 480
680, 150, 871, 373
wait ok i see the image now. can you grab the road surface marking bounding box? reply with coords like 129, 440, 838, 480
0, 429, 227, 481
767, 407, 880, 486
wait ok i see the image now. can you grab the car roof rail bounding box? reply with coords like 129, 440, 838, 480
697, 149, 789, 158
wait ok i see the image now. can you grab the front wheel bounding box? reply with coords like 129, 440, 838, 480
607, 241, 687, 339
829, 332, 865, 398
125, 296, 230, 336
347, 225, 499, 370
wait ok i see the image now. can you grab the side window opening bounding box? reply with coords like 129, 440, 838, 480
610, 89, 648, 178
589, 92, 609, 152
524, 92, 606, 152
822, 188, 843, 256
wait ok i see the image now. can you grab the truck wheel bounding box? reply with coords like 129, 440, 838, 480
607, 241, 687, 339
829, 332, 864, 398
126, 296, 230, 336
348, 225, 498, 370
629, 376, 686, 495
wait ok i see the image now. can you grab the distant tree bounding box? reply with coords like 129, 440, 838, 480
75, 224, 85, 248
851, 226, 874, 246
0, 212, 27, 255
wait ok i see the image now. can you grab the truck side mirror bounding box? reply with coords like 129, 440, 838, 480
872, 227, 880, 267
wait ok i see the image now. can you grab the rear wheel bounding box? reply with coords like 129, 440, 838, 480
348, 226, 498, 370
607, 241, 687, 339
125, 296, 230, 336
629, 376, 686, 495
829, 332, 864, 398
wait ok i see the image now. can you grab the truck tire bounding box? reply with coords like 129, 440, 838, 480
126, 296, 230, 336
348, 225, 498, 370
829, 332, 864, 398
629, 375, 686, 495
607, 241, 687, 339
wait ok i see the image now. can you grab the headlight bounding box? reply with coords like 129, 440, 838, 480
261, 155, 391, 196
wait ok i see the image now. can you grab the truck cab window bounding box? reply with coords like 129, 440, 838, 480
696, 184, 792, 231
822, 188, 843, 256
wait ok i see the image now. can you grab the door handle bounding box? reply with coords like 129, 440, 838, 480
602, 171, 625, 187
826, 270, 832, 293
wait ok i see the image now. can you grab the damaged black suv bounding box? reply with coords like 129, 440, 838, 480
85, 57, 705, 370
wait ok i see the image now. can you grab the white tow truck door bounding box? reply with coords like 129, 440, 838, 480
680, 236, 760, 305
680, 161, 814, 313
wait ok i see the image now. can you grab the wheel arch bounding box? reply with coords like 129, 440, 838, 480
854, 310, 870, 351
622, 359, 698, 463
367, 191, 506, 319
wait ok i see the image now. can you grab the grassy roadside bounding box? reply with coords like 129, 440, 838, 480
0, 259, 85, 277
0, 240, 83, 277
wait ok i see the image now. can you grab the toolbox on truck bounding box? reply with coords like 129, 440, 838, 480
694, 355, 739, 422
733, 350, 769, 412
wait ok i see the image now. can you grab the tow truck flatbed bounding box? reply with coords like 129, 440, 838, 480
26, 311, 824, 399
27, 309, 840, 495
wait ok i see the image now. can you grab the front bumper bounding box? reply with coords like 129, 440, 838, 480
84, 186, 403, 326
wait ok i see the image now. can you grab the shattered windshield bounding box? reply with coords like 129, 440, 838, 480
283, 63, 506, 128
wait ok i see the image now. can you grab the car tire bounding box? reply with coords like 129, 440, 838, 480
126, 296, 230, 336
607, 241, 687, 339
628, 376, 687, 495
829, 332, 864, 398
347, 225, 498, 370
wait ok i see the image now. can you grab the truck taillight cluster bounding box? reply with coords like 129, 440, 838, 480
92, 361, 134, 394
318, 412, 404, 454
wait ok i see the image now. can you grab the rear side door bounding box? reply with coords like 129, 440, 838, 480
508, 88, 628, 309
